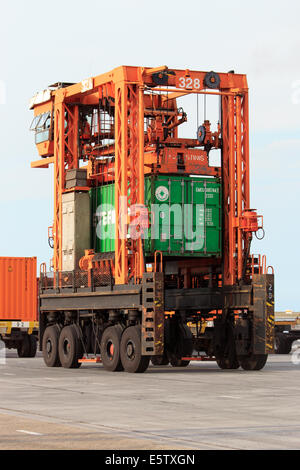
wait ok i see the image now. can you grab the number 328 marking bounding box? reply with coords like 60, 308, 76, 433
178, 77, 201, 89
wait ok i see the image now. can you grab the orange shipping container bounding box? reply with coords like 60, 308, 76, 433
0, 257, 37, 321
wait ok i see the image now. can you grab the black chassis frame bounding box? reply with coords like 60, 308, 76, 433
38, 273, 275, 357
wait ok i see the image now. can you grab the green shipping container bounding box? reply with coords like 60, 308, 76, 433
90, 175, 221, 257
90, 183, 116, 253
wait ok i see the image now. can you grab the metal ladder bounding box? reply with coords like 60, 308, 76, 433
141, 272, 164, 356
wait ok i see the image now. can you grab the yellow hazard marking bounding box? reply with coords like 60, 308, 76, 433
0, 321, 38, 335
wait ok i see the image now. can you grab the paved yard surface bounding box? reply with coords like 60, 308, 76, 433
0, 348, 299, 450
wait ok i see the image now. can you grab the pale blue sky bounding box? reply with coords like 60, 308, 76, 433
0, 0, 299, 310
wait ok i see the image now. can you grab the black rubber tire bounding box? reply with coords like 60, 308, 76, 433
42, 325, 61, 367
275, 334, 292, 354
151, 354, 169, 366
17, 335, 31, 358
213, 317, 239, 369
285, 340, 293, 354
100, 325, 124, 372
180, 324, 194, 356
216, 357, 240, 370
58, 325, 83, 369
169, 357, 190, 367
28, 335, 37, 358
167, 323, 193, 368
274, 335, 282, 354
239, 354, 268, 371
120, 325, 150, 373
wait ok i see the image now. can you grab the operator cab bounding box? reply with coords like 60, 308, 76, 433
29, 82, 74, 158
30, 111, 52, 144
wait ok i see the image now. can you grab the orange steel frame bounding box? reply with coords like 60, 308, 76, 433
53, 97, 79, 273
31, 66, 250, 287
222, 92, 250, 285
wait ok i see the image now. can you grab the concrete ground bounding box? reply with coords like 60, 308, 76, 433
0, 345, 300, 450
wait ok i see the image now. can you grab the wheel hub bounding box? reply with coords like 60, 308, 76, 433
63, 339, 70, 355
46, 339, 52, 354
126, 342, 134, 359
106, 340, 115, 360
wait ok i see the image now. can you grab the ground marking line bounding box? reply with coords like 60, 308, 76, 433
219, 395, 241, 399
16, 430, 43, 436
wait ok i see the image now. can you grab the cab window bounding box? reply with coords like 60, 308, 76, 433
30, 112, 53, 143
